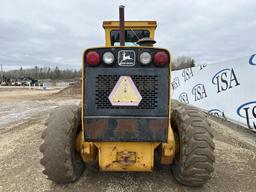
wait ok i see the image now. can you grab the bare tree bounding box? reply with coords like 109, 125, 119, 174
172, 56, 195, 71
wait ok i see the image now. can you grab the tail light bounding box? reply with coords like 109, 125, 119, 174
86, 51, 100, 66
103, 52, 115, 65
140, 52, 152, 65
154, 51, 168, 66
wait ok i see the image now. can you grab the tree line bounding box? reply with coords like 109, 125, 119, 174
1, 66, 82, 80
172, 56, 195, 71
1, 58, 195, 81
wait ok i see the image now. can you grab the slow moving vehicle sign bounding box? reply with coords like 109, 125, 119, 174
108, 76, 142, 106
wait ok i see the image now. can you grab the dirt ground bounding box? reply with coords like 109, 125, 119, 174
0, 88, 255, 192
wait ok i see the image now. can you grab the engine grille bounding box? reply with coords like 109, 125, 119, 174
95, 75, 158, 109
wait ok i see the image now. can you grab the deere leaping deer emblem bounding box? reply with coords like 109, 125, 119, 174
118, 50, 135, 66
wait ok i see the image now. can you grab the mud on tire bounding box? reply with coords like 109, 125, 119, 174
171, 100, 215, 186
40, 105, 84, 183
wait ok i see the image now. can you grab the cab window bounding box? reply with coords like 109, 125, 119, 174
110, 30, 150, 46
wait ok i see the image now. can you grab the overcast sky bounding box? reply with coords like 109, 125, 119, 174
0, 0, 255, 70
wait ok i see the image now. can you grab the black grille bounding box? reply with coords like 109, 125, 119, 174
95, 75, 158, 109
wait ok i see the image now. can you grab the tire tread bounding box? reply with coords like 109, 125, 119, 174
171, 100, 215, 186
40, 105, 84, 183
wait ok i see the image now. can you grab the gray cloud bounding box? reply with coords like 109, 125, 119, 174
0, 0, 255, 70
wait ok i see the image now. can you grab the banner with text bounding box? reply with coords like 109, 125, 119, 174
171, 54, 256, 132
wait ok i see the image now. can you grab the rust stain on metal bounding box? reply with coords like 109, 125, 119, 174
117, 151, 136, 165
85, 118, 168, 141
114, 119, 139, 136
148, 119, 168, 135
86, 119, 108, 138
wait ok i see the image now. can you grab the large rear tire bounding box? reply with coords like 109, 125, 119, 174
171, 100, 215, 186
40, 105, 84, 183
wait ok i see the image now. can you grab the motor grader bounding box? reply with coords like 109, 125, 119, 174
40, 6, 214, 186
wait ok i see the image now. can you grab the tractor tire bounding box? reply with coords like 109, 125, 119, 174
171, 100, 215, 186
40, 105, 84, 183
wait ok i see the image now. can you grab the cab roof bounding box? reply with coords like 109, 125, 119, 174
102, 21, 157, 29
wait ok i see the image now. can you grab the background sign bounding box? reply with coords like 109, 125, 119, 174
171, 55, 256, 132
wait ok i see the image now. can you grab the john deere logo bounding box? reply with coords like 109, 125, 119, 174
118, 50, 135, 66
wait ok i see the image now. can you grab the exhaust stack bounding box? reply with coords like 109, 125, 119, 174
119, 5, 125, 46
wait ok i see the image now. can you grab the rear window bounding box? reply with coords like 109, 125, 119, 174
110, 30, 150, 46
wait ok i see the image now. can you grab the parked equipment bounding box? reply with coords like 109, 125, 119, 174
40, 6, 215, 186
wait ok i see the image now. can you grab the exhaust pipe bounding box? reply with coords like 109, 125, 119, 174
119, 5, 125, 46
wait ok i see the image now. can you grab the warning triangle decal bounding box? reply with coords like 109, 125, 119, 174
108, 76, 142, 106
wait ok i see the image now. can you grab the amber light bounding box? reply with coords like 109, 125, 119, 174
154, 51, 168, 66
86, 51, 100, 66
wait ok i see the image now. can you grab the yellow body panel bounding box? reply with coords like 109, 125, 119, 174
81, 46, 175, 170
160, 49, 176, 164
103, 21, 157, 46
94, 142, 159, 171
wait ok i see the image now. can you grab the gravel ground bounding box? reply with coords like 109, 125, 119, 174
0, 89, 255, 192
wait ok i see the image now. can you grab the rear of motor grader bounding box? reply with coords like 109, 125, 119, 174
40, 6, 215, 186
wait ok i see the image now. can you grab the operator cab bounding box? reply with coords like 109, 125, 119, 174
102, 21, 157, 46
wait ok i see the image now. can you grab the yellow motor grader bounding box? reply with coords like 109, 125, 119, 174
40, 6, 214, 186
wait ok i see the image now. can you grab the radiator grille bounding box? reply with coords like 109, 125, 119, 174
95, 75, 158, 109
